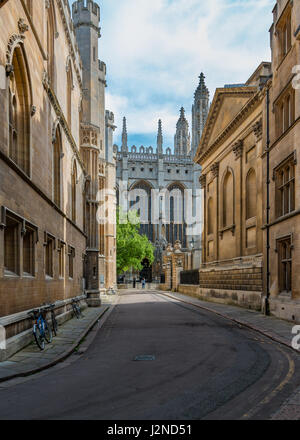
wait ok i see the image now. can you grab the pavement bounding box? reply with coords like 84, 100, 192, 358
0, 290, 299, 419
0, 294, 118, 383
155, 290, 297, 351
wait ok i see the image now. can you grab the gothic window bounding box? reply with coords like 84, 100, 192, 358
8, 47, 31, 175
277, 10, 292, 62
68, 246, 75, 279
277, 236, 292, 294
66, 59, 73, 129
275, 87, 295, 137
207, 197, 213, 235
58, 240, 65, 279
71, 162, 77, 223
275, 155, 295, 218
246, 169, 257, 220
130, 181, 153, 242
223, 170, 234, 227
4, 215, 20, 275
166, 184, 185, 247
23, 225, 35, 276
53, 126, 62, 207
47, 0, 55, 85
45, 234, 55, 278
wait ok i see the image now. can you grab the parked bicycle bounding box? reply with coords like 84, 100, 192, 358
44, 303, 58, 336
28, 308, 53, 350
71, 299, 83, 319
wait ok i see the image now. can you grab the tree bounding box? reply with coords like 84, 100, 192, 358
116, 208, 154, 275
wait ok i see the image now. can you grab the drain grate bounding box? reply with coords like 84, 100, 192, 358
134, 355, 156, 361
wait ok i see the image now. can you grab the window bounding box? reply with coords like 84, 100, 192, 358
223, 170, 234, 227
278, 11, 291, 62
246, 169, 257, 219
53, 126, 61, 207
274, 155, 295, 218
47, 1, 55, 84
8, 47, 31, 175
66, 60, 73, 129
58, 240, 65, 279
45, 233, 55, 278
4, 216, 20, 275
68, 246, 75, 279
277, 237, 292, 294
71, 162, 77, 223
275, 87, 295, 137
23, 226, 35, 276
207, 197, 213, 235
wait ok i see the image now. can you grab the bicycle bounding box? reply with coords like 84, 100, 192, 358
71, 299, 83, 319
28, 308, 53, 350
44, 303, 58, 336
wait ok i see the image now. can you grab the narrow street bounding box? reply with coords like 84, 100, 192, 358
0, 290, 299, 420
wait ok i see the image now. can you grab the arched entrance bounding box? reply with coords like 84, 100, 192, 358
140, 258, 152, 283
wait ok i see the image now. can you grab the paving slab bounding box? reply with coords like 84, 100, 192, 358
0, 297, 118, 383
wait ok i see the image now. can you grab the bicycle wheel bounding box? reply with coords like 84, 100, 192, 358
34, 325, 45, 351
44, 321, 53, 343
72, 304, 80, 319
52, 316, 58, 336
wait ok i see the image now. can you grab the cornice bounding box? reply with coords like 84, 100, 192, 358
197, 91, 262, 164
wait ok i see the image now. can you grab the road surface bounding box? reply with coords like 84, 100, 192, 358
0, 291, 299, 420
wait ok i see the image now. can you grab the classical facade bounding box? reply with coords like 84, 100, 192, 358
0, 0, 116, 360
192, 63, 271, 310
262, 0, 300, 322
116, 74, 210, 280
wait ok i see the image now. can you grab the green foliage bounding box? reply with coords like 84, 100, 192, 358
116, 208, 154, 275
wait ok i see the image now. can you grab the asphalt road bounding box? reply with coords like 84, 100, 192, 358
0, 291, 299, 420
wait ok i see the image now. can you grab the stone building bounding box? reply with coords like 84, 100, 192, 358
262, 0, 300, 321
0, 0, 116, 360
116, 74, 210, 280
191, 63, 271, 310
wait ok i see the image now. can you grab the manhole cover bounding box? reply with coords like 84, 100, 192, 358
134, 355, 156, 361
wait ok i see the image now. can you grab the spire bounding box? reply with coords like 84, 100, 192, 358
192, 72, 210, 156
121, 116, 128, 151
174, 107, 190, 156
157, 119, 163, 154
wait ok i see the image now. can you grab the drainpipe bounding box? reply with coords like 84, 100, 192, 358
265, 83, 271, 316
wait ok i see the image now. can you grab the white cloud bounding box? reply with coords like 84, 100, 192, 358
99, 0, 274, 145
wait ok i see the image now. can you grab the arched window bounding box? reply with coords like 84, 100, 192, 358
207, 197, 213, 235
223, 170, 234, 227
166, 184, 185, 247
66, 59, 73, 129
71, 162, 77, 223
246, 169, 256, 219
8, 46, 30, 175
47, 0, 55, 84
53, 126, 62, 207
130, 181, 153, 242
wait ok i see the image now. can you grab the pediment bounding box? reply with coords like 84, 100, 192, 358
196, 87, 257, 162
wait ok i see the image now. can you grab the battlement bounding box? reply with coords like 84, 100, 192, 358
72, 0, 100, 28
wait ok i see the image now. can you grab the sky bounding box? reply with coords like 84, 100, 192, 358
72, 0, 275, 149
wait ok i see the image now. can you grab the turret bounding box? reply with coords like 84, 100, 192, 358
121, 117, 128, 153
157, 119, 163, 155
174, 107, 191, 156
192, 73, 209, 157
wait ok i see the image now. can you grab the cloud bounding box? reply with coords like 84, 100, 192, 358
91, 0, 273, 147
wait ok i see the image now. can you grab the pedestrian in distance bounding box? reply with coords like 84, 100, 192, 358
133, 278, 136, 289
142, 278, 146, 289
